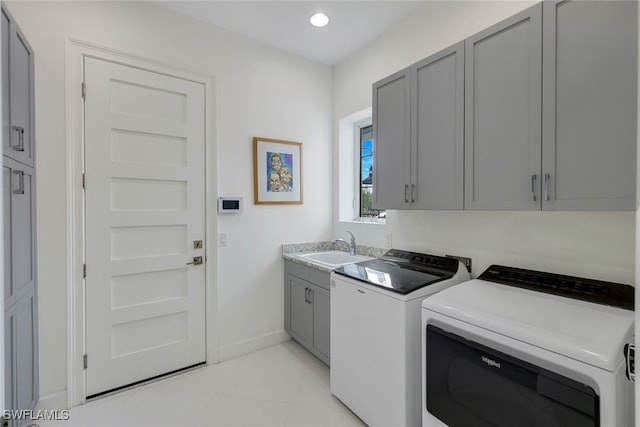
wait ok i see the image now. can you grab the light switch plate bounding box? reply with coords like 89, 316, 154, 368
218, 232, 228, 247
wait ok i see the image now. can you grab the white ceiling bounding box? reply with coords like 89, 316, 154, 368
154, 1, 427, 65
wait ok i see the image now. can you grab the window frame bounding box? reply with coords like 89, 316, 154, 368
354, 119, 385, 222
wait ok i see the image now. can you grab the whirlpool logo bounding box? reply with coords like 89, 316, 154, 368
481, 356, 501, 368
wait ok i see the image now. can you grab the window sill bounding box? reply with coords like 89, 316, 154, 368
341, 218, 386, 225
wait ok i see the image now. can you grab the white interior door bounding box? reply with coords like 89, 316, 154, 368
84, 57, 206, 397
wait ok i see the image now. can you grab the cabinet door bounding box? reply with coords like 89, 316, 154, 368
15, 288, 37, 412
2, 8, 10, 155
4, 158, 35, 309
3, 164, 12, 308
464, 4, 542, 210
288, 276, 313, 347
4, 305, 15, 422
6, 14, 34, 167
3, 158, 35, 309
412, 42, 464, 210
542, 1, 637, 211
311, 285, 330, 364
372, 68, 411, 210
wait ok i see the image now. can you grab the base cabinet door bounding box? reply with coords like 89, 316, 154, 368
4, 287, 37, 427
288, 276, 313, 348
284, 261, 331, 366
311, 286, 330, 361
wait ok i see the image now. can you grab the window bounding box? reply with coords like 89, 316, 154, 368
359, 125, 385, 219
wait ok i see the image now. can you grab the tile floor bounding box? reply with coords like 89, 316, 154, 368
38, 340, 366, 427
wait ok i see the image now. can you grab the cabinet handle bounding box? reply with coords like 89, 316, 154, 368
11, 126, 24, 152
307, 289, 312, 304
304, 288, 308, 303
12, 170, 24, 195
531, 174, 537, 202
411, 184, 415, 203
544, 173, 550, 201
404, 184, 409, 203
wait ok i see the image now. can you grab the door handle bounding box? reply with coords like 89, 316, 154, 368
186, 256, 203, 265
12, 170, 24, 195
544, 173, 550, 201
404, 184, 409, 203
11, 126, 24, 152
531, 174, 537, 202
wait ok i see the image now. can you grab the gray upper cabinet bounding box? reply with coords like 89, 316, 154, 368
2, 6, 34, 168
373, 42, 464, 210
542, 0, 637, 211
372, 68, 411, 210
464, 4, 542, 210
412, 42, 464, 210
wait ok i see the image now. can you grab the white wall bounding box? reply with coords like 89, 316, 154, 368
333, 1, 635, 285
5, 0, 333, 407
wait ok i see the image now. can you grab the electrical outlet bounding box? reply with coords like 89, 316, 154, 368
445, 254, 472, 274
385, 233, 393, 248
218, 232, 228, 247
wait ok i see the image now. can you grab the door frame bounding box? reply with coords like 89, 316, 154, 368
65, 38, 219, 408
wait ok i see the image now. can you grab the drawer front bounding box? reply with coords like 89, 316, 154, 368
285, 260, 310, 281
309, 268, 330, 291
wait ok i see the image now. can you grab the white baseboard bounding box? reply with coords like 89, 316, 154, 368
218, 329, 290, 362
35, 390, 68, 411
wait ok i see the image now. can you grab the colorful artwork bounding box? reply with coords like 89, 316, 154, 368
267, 152, 294, 192
253, 137, 303, 205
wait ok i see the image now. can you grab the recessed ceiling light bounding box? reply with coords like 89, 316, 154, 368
309, 12, 330, 28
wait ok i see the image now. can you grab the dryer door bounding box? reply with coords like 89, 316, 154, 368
425, 325, 598, 427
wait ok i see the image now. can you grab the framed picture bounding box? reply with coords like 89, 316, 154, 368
253, 137, 303, 205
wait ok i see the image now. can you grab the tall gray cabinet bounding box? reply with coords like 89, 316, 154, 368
2, 5, 38, 425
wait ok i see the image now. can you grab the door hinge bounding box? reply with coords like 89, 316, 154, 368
83, 354, 88, 370
83, 264, 87, 279
82, 82, 86, 99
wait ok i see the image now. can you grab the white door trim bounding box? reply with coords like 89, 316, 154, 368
64, 38, 219, 408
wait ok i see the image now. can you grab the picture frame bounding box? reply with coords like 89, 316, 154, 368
253, 137, 303, 205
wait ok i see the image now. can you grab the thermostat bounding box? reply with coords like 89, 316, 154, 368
218, 197, 243, 214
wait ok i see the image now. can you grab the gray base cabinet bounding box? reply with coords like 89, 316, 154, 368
284, 260, 330, 366
2, 5, 38, 425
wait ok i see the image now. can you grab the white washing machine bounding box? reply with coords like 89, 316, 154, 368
422, 264, 635, 427
330, 249, 470, 427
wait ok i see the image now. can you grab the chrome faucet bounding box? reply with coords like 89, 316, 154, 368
331, 231, 357, 256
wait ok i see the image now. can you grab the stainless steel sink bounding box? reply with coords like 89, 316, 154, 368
295, 251, 373, 267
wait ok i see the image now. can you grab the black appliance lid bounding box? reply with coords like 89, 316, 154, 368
333, 249, 459, 295
478, 265, 634, 310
